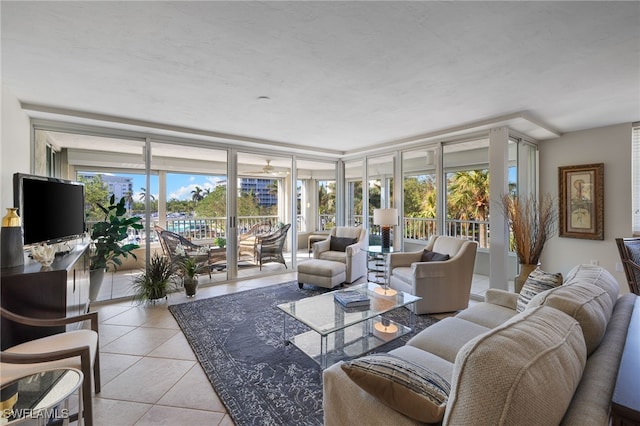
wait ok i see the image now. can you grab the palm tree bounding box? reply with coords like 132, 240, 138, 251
447, 170, 490, 247
191, 186, 204, 204
139, 187, 156, 202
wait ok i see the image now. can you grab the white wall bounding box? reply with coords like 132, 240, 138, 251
1, 86, 31, 210
539, 123, 632, 294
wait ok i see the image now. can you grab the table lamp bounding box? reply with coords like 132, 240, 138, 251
373, 208, 398, 250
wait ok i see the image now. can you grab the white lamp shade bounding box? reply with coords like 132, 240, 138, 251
373, 208, 398, 226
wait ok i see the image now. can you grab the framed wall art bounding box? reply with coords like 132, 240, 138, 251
558, 163, 604, 240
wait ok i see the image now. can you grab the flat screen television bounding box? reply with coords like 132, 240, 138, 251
13, 173, 86, 246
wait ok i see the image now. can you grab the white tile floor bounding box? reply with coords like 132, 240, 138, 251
86, 268, 492, 425
89, 273, 302, 425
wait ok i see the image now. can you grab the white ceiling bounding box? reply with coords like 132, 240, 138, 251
2, 1, 639, 156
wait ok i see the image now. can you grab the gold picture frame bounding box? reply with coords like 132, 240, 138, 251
558, 163, 604, 240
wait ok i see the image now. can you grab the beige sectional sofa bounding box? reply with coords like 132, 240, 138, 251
323, 265, 638, 425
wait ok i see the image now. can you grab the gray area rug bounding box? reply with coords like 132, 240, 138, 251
168, 282, 439, 426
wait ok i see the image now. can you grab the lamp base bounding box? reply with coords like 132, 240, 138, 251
373, 318, 399, 341
381, 226, 391, 249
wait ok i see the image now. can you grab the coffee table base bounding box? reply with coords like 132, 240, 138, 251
285, 316, 411, 369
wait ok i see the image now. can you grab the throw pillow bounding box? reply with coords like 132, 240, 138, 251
516, 268, 563, 312
421, 249, 450, 262
330, 236, 358, 252
341, 353, 450, 423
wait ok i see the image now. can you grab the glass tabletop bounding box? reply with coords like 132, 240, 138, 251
1, 368, 83, 423
366, 245, 395, 254
277, 282, 420, 336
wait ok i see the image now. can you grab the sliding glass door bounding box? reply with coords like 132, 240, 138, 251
236, 152, 293, 278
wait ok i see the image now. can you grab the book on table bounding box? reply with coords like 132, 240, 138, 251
334, 290, 370, 308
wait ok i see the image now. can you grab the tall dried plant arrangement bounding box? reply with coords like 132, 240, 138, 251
500, 193, 557, 265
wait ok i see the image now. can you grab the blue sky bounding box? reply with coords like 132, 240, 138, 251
126, 173, 226, 201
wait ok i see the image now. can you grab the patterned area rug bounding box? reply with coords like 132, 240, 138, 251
169, 282, 439, 426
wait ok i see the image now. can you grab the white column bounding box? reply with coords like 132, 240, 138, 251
489, 127, 510, 291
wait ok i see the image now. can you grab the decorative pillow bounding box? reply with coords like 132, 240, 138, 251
330, 236, 358, 252
341, 353, 450, 423
516, 268, 563, 312
421, 249, 450, 262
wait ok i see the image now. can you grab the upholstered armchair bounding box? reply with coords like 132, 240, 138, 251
0, 307, 100, 426
313, 226, 368, 283
388, 235, 478, 314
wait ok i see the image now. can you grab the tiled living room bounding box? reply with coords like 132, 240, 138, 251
91, 270, 486, 425
1, 2, 639, 426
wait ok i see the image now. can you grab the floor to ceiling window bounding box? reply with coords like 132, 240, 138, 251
296, 159, 337, 231
31, 122, 539, 301
402, 148, 438, 242
344, 159, 364, 227
236, 152, 293, 277
35, 129, 152, 302
443, 139, 490, 248
149, 141, 229, 283
367, 154, 394, 245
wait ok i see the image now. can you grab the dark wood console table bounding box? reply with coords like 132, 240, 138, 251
1, 243, 90, 350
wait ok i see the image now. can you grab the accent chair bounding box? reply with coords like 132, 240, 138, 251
388, 235, 478, 314
616, 237, 640, 295
313, 226, 368, 283
0, 307, 100, 426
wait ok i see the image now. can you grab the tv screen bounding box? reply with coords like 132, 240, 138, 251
14, 173, 86, 246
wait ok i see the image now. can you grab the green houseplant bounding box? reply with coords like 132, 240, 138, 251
132, 253, 178, 303
178, 256, 201, 297
89, 195, 143, 301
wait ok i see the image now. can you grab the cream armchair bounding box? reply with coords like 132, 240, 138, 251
313, 226, 368, 283
0, 307, 100, 426
389, 235, 478, 314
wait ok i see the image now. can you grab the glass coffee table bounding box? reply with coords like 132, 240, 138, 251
277, 283, 421, 369
1, 368, 83, 425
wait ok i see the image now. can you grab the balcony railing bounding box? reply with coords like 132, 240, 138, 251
88, 215, 489, 248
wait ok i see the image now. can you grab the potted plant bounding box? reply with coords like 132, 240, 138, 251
178, 256, 201, 297
214, 237, 226, 248
500, 193, 557, 292
89, 195, 144, 301
131, 253, 178, 303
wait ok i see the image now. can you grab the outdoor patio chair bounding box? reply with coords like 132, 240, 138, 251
616, 237, 640, 295
238, 221, 273, 261
256, 223, 291, 270
154, 226, 216, 277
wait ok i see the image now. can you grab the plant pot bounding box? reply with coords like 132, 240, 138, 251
149, 286, 167, 301
184, 276, 198, 297
515, 263, 537, 293
89, 268, 106, 302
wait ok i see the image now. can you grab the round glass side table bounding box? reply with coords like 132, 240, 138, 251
0, 368, 84, 426
366, 245, 397, 295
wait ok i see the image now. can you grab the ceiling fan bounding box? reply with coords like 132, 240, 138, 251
240, 160, 288, 177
